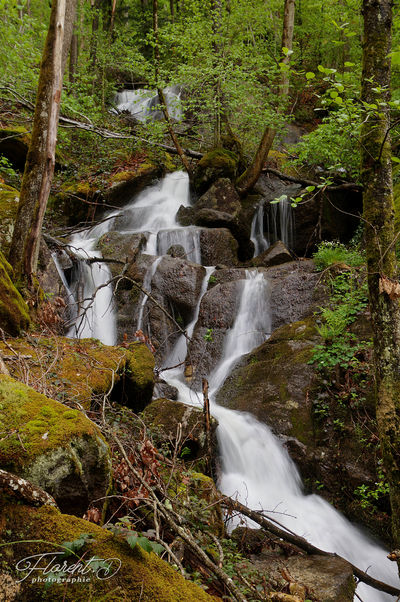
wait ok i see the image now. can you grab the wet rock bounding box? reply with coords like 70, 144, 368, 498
252, 240, 293, 267
215, 319, 318, 447
186, 279, 241, 387
177, 179, 254, 260
199, 228, 238, 266
154, 379, 178, 400
0, 375, 111, 516
166, 244, 186, 258
105, 162, 162, 207
195, 178, 242, 216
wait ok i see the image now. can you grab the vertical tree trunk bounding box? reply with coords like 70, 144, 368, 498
110, 0, 117, 34
361, 0, 400, 565
69, 28, 78, 85
236, 0, 295, 195
153, 0, 191, 175
8, 0, 67, 284
211, 0, 223, 147
281, 0, 295, 96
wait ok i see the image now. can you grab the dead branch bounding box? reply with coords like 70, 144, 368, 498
0, 85, 203, 159
223, 497, 400, 597
0, 469, 58, 508
112, 433, 247, 602
262, 167, 362, 192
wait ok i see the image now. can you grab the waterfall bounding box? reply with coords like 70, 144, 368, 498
65, 224, 117, 346
268, 197, 294, 250
62, 172, 399, 601
113, 85, 182, 122
250, 202, 269, 256
136, 256, 163, 333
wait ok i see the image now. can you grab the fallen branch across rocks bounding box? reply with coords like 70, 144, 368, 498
223, 497, 400, 597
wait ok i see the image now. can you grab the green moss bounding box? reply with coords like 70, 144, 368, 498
198, 148, 238, 173
0, 501, 213, 601
0, 338, 154, 410
0, 375, 103, 471
0, 252, 30, 336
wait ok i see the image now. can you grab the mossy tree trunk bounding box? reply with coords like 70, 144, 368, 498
8, 0, 77, 286
361, 0, 400, 567
8, 0, 67, 286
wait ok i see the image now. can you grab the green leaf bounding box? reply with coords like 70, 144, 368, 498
305, 186, 316, 192
137, 537, 154, 554
344, 61, 355, 67
306, 71, 315, 80
318, 65, 326, 73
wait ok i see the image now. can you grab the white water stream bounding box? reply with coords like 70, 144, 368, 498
61, 171, 399, 601
251, 197, 294, 256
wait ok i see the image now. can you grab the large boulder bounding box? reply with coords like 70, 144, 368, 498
106, 161, 162, 207
199, 227, 239, 266
251, 240, 293, 267
0, 375, 111, 515
215, 319, 317, 449
0, 251, 30, 336
185, 278, 241, 387
194, 149, 240, 193
0, 127, 30, 170
186, 261, 323, 388
0, 499, 214, 601
177, 178, 255, 260
0, 337, 154, 412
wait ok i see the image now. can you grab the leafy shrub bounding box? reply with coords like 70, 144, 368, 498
312, 241, 364, 271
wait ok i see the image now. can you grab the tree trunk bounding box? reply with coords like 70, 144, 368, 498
8, 0, 67, 284
153, 0, 192, 175
69, 28, 78, 85
281, 0, 295, 96
236, 0, 295, 196
360, 0, 400, 567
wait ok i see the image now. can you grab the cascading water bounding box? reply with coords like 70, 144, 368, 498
113, 85, 182, 122
64, 223, 117, 346
250, 201, 269, 256
268, 197, 294, 250
62, 171, 399, 601
251, 196, 294, 256
136, 256, 163, 333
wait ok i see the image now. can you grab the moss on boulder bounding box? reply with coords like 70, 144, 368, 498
0, 500, 215, 601
194, 148, 239, 194
0, 375, 111, 515
0, 251, 30, 336
0, 183, 19, 253
0, 337, 154, 412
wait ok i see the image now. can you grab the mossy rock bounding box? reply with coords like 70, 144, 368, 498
194, 148, 239, 194
0, 251, 30, 336
0, 500, 215, 601
54, 181, 102, 226
141, 397, 218, 461
216, 319, 318, 449
106, 161, 162, 207
0, 375, 111, 515
0, 183, 19, 254
0, 337, 154, 412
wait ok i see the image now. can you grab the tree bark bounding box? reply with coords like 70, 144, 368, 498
8, 0, 67, 285
360, 0, 400, 568
236, 0, 295, 196
153, 0, 192, 175
281, 0, 296, 96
